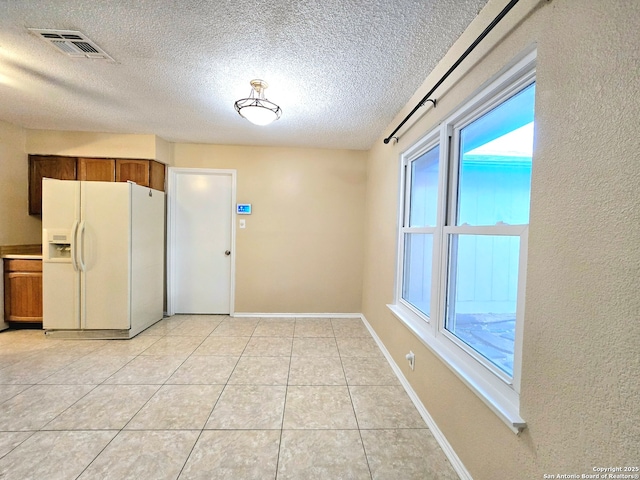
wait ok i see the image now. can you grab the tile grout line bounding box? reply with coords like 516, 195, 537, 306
333, 317, 375, 480
27, 339, 131, 433
273, 316, 295, 480
71, 320, 213, 478
72, 328, 176, 479
176, 315, 242, 479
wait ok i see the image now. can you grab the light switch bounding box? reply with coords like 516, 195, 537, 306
239, 219, 246, 229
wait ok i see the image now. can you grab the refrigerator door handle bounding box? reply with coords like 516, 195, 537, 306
70, 220, 79, 271
78, 220, 87, 272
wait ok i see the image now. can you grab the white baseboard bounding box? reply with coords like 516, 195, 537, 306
359, 313, 473, 480
232, 312, 362, 319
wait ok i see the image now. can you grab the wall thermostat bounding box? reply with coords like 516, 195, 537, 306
237, 204, 252, 215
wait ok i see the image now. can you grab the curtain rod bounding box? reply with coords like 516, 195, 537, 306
383, 0, 521, 145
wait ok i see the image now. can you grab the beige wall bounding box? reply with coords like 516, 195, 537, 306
362, 0, 640, 478
12, 128, 365, 314
173, 144, 367, 314
25, 129, 161, 161
155, 136, 174, 166
0, 120, 41, 245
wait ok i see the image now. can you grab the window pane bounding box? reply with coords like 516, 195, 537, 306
409, 145, 439, 227
444, 234, 520, 376
402, 233, 433, 317
457, 83, 535, 226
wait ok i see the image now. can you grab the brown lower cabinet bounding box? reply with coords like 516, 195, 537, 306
3, 259, 43, 323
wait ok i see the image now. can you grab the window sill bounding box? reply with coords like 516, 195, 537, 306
387, 303, 527, 434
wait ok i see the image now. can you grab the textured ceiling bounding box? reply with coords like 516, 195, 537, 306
0, 0, 489, 150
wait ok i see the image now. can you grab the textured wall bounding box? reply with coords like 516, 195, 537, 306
361, 0, 640, 478
523, 0, 640, 472
173, 143, 367, 314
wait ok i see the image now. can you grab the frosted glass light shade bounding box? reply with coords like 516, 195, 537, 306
237, 102, 280, 125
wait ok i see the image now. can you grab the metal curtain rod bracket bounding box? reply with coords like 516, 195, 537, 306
383, 0, 520, 145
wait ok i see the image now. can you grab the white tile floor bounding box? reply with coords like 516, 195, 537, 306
0, 316, 458, 479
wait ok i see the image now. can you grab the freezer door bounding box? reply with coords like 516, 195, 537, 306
43, 262, 80, 329
42, 179, 80, 235
80, 181, 131, 330
130, 184, 165, 332
42, 179, 80, 329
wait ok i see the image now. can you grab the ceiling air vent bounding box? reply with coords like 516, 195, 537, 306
29, 29, 115, 61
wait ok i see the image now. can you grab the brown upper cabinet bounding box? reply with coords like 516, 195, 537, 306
29, 155, 77, 215
149, 160, 166, 191
116, 159, 150, 187
78, 157, 116, 182
28, 155, 166, 216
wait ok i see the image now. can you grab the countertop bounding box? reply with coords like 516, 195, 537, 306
0, 244, 42, 259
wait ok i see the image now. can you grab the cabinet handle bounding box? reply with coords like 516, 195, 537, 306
225, 250, 231, 256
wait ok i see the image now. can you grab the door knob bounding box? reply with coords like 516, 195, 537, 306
225, 250, 231, 256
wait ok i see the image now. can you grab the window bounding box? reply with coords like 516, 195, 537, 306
390, 50, 536, 432
402, 143, 439, 318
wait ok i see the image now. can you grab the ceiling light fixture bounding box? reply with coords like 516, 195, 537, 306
234, 79, 282, 126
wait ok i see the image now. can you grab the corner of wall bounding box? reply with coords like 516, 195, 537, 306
154, 136, 175, 166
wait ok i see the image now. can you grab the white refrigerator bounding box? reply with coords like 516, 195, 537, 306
42, 179, 165, 339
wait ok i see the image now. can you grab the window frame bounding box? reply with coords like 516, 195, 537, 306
389, 49, 536, 433
397, 129, 445, 328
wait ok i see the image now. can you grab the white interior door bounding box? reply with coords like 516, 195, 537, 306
170, 169, 234, 314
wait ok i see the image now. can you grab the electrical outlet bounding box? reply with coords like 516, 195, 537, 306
405, 351, 415, 371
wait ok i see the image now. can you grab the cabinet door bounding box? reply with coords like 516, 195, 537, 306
29, 155, 77, 215
78, 158, 115, 181
149, 160, 166, 192
4, 260, 43, 322
116, 159, 150, 187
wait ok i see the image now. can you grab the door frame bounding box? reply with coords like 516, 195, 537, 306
166, 167, 237, 316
